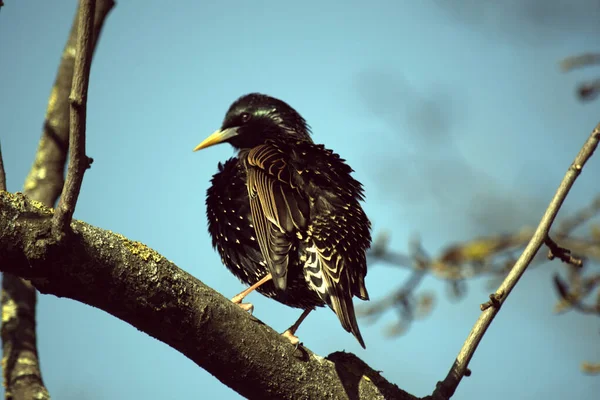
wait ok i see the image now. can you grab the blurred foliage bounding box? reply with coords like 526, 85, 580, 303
361, 55, 600, 370
363, 193, 600, 372
561, 53, 600, 102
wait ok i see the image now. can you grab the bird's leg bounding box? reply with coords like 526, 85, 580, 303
281, 308, 313, 345
231, 273, 272, 313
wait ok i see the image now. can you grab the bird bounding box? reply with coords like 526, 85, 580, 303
194, 93, 371, 348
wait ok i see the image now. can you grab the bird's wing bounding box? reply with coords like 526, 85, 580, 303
304, 218, 367, 348
245, 143, 309, 290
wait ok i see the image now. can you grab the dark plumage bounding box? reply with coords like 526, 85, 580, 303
197, 93, 371, 347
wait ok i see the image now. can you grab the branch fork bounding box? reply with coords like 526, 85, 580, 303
52, 0, 96, 238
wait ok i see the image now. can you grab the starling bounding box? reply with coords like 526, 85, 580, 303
195, 93, 371, 348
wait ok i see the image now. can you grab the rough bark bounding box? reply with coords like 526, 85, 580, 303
0, 191, 415, 400
0, 1, 114, 399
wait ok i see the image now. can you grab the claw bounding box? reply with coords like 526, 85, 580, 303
281, 329, 300, 346
236, 302, 254, 314
280, 308, 312, 346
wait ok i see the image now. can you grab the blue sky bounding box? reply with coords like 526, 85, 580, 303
1, 1, 599, 399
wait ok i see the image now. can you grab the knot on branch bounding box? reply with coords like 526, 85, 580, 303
480, 291, 504, 311
544, 236, 583, 268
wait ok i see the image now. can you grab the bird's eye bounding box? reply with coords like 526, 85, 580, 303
240, 112, 251, 123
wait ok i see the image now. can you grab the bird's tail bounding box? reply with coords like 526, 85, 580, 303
303, 244, 366, 348
327, 284, 365, 348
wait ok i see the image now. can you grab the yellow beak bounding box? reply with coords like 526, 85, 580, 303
193, 127, 239, 152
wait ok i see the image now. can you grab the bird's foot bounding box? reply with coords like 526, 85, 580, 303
281, 329, 300, 346
231, 299, 254, 314
238, 302, 254, 313
231, 292, 254, 313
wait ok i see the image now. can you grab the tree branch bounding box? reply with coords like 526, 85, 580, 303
0, 191, 415, 400
431, 123, 600, 400
22, 0, 113, 206
544, 235, 583, 267
1, 2, 114, 399
361, 238, 432, 336
52, 0, 96, 236
560, 53, 600, 72
365, 190, 600, 334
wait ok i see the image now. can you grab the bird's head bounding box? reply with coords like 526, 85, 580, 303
194, 93, 312, 152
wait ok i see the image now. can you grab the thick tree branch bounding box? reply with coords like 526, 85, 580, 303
1, 2, 114, 399
430, 123, 600, 399
0, 276, 48, 400
0, 192, 415, 400
53, 0, 96, 236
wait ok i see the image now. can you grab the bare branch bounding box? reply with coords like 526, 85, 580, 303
367, 183, 600, 331
23, 0, 114, 206
431, 123, 600, 400
53, 0, 96, 236
0, 191, 415, 400
361, 236, 433, 334
1, 275, 50, 400
544, 235, 583, 267
560, 53, 600, 72
1, 2, 114, 399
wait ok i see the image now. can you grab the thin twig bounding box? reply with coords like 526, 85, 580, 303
431, 123, 600, 400
365, 209, 600, 331
560, 53, 600, 72
544, 235, 583, 267
358, 269, 427, 327
52, 0, 96, 236
0, 141, 6, 191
